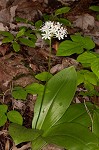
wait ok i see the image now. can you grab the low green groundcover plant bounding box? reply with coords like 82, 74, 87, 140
0, 6, 99, 150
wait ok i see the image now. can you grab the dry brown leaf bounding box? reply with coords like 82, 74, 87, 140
10, 5, 18, 22
73, 14, 95, 30
0, 22, 8, 31
0, 8, 10, 23
0, 45, 9, 56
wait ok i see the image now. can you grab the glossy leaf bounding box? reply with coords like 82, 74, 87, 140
57, 40, 83, 56
91, 58, 99, 78
7, 110, 23, 125
44, 123, 99, 150
55, 102, 93, 127
9, 123, 42, 145
12, 86, 27, 100
31, 136, 47, 150
19, 38, 35, 47
92, 110, 99, 138
32, 67, 77, 131
12, 41, 20, 52
35, 72, 53, 81
55, 7, 70, 16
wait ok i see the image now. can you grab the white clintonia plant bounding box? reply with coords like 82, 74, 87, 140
40, 21, 68, 40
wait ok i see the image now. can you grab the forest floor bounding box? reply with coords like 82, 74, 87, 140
0, 0, 99, 150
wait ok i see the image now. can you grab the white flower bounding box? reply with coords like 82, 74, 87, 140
40, 21, 68, 40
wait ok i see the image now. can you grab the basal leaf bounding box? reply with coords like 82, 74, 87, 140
12, 41, 20, 52
31, 136, 47, 150
92, 110, 99, 138
9, 123, 42, 145
7, 110, 23, 125
44, 123, 99, 150
55, 102, 93, 127
57, 40, 83, 56
32, 67, 77, 132
19, 38, 35, 47
91, 58, 99, 78
55, 7, 70, 16
12, 86, 27, 100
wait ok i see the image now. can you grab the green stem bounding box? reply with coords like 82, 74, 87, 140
35, 38, 52, 129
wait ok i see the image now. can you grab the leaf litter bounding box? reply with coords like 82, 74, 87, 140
0, 0, 99, 150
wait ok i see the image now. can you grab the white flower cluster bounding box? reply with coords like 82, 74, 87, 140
40, 21, 68, 40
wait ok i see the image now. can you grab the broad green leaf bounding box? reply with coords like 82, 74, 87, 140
84, 81, 94, 91
44, 123, 99, 150
15, 17, 28, 23
16, 28, 26, 38
7, 110, 23, 125
77, 71, 84, 85
35, 20, 43, 29
91, 58, 99, 78
2, 37, 13, 43
92, 110, 99, 138
55, 7, 70, 16
9, 123, 42, 145
24, 30, 36, 40
55, 102, 93, 127
25, 83, 44, 95
77, 70, 98, 85
59, 18, 71, 26
0, 104, 8, 114
84, 71, 98, 85
35, 72, 53, 81
0, 114, 7, 127
97, 14, 99, 20
77, 52, 97, 64
0, 31, 14, 39
57, 40, 83, 56
12, 86, 27, 100
12, 41, 20, 52
32, 67, 77, 132
71, 35, 95, 50
19, 38, 35, 47
31, 136, 47, 150
89, 6, 99, 12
